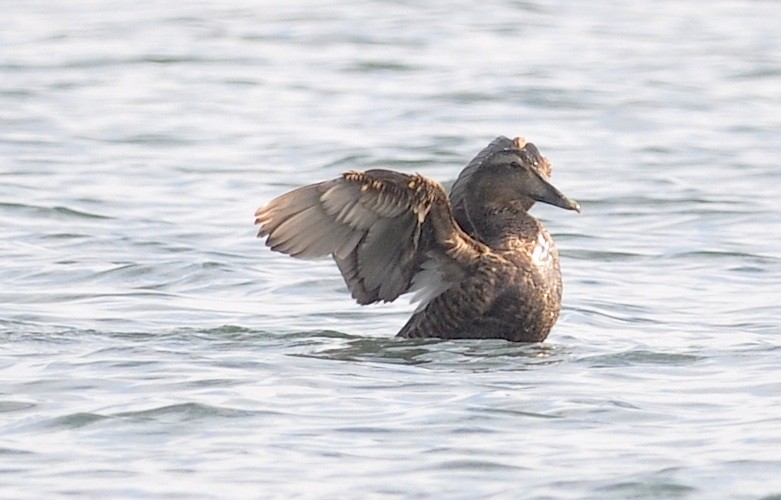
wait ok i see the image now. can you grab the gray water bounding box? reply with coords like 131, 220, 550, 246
2, 1, 780, 498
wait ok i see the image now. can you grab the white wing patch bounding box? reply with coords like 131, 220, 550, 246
408, 256, 460, 312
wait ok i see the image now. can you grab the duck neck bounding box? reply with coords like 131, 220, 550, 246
466, 200, 539, 246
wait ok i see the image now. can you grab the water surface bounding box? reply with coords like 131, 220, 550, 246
2, 1, 780, 498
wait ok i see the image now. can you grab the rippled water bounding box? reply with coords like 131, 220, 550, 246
2, 1, 780, 498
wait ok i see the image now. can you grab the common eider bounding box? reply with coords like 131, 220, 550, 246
254, 136, 579, 342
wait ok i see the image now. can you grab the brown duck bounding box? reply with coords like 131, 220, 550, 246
254, 136, 579, 342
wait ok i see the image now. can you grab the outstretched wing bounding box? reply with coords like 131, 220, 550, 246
255, 169, 488, 305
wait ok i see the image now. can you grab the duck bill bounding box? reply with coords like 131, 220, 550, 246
528, 170, 581, 213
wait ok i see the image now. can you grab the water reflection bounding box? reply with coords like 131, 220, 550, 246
295, 332, 571, 370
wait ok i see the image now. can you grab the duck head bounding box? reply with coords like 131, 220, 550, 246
463, 140, 580, 216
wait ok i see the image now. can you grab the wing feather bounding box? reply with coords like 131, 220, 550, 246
256, 183, 325, 237
255, 168, 489, 305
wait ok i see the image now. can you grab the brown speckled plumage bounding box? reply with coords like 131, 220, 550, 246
255, 136, 579, 342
